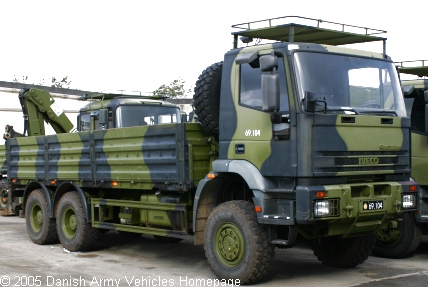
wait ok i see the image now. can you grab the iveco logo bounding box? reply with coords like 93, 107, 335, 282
359, 157, 379, 165
379, 144, 402, 151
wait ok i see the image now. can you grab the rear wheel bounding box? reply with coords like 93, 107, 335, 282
374, 212, 422, 258
204, 201, 274, 284
0, 180, 7, 210
25, 189, 58, 244
56, 191, 99, 251
312, 235, 375, 267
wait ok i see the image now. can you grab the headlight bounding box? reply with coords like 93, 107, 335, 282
402, 194, 417, 209
314, 200, 330, 217
314, 199, 340, 217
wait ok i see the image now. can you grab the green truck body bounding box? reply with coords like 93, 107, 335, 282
373, 60, 428, 258
0, 16, 421, 283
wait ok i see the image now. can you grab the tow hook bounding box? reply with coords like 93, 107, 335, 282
394, 200, 402, 213
344, 204, 353, 218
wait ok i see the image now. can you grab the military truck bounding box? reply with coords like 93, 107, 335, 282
0, 16, 420, 284
373, 60, 428, 258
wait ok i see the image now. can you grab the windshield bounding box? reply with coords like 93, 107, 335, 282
115, 105, 181, 128
293, 52, 406, 116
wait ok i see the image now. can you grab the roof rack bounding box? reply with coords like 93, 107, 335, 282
79, 92, 169, 101
231, 16, 387, 53
395, 60, 428, 77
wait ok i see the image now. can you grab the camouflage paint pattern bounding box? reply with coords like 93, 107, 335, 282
212, 40, 416, 237
7, 123, 211, 191
4, 123, 212, 235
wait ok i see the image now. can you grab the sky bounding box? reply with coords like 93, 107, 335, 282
1, 0, 427, 96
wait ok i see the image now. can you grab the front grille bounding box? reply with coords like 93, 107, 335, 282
313, 151, 410, 176
335, 157, 398, 165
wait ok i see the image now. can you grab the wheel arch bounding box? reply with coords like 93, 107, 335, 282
193, 160, 270, 245
53, 182, 91, 221
22, 181, 53, 218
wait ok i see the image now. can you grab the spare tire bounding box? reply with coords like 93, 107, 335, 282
193, 62, 223, 137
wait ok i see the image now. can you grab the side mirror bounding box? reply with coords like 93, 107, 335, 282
76, 114, 81, 131
91, 109, 108, 130
262, 74, 280, 112
425, 90, 428, 134
402, 85, 415, 97
260, 55, 278, 72
261, 54, 280, 112
304, 91, 326, 113
99, 109, 108, 127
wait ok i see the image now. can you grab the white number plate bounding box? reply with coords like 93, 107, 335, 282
363, 200, 383, 210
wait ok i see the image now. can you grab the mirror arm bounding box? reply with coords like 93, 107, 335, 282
270, 108, 282, 123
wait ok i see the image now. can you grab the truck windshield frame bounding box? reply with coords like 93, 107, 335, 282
115, 105, 181, 128
293, 51, 406, 116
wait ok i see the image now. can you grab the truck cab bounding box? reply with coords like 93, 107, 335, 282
76, 93, 182, 131
192, 16, 419, 280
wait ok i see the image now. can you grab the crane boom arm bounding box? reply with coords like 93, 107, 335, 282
18, 88, 74, 136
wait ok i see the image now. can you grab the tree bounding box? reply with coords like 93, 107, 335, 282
12, 75, 72, 88
152, 78, 192, 98
50, 76, 71, 88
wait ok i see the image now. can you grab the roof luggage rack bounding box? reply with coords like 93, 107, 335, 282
395, 60, 428, 77
231, 16, 387, 53
80, 92, 168, 101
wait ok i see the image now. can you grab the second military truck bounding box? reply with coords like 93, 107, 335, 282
0, 16, 419, 284
373, 60, 428, 258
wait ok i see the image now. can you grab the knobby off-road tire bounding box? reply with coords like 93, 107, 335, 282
204, 200, 274, 284
56, 191, 99, 251
25, 189, 58, 245
0, 179, 8, 210
312, 234, 376, 268
193, 62, 223, 137
373, 212, 422, 258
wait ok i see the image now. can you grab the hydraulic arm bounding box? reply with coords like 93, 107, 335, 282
15, 88, 73, 137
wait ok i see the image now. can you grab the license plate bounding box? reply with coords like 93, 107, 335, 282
363, 200, 383, 210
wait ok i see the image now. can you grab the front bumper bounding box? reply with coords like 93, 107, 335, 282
254, 181, 419, 236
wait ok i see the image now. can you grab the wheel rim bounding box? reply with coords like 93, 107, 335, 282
215, 222, 245, 267
62, 206, 77, 239
30, 203, 43, 232
376, 219, 401, 244
0, 190, 7, 208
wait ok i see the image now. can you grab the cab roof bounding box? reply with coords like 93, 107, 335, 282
79, 93, 177, 112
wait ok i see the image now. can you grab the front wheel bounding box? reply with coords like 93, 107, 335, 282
25, 189, 58, 244
312, 235, 375, 268
56, 191, 99, 251
204, 201, 274, 284
374, 212, 422, 258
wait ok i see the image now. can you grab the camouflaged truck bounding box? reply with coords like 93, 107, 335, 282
0, 16, 421, 284
373, 60, 428, 258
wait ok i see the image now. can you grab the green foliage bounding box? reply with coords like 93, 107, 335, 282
50, 76, 71, 88
12, 75, 72, 88
13, 75, 29, 83
152, 78, 192, 98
